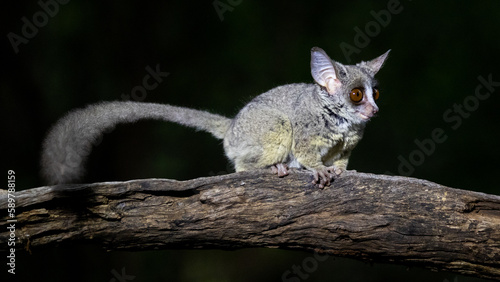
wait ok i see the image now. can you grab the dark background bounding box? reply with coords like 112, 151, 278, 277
2, 0, 499, 281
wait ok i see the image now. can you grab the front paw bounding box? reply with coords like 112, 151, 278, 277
311, 166, 343, 188
270, 163, 289, 177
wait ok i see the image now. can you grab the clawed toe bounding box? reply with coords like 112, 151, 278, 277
271, 163, 289, 177
311, 166, 343, 188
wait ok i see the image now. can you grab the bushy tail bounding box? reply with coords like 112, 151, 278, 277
41, 101, 232, 185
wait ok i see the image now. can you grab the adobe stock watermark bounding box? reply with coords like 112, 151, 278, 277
53, 63, 169, 175
386, 74, 499, 176
7, 0, 70, 54
213, 0, 242, 21
61, 63, 169, 172
109, 267, 135, 282
121, 64, 170, 102
340, 0, 406, 63
6, 170, 16, 276
281, 250, 330, 282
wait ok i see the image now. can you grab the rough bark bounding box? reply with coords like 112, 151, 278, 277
1, 171, 499, 280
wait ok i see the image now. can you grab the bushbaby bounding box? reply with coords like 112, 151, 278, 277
41, 47, 389, 188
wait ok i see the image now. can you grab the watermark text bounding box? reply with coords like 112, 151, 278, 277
6, 170, 16, 275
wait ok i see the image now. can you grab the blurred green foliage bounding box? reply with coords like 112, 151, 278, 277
2, 0, 499, 281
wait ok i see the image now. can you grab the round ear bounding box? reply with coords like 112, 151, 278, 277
365, 50, 391, 74
310, 47, 342, 95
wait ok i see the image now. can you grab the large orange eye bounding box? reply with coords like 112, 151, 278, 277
373, 88, 380, 100
349, 88, 364, 103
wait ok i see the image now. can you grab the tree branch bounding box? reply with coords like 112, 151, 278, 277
1, 171, 499, 280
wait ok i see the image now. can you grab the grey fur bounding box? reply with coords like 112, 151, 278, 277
41, 47, 389, 186
41, 102, 231, 184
